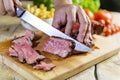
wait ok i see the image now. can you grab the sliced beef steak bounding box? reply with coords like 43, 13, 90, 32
43, 36, 75, 58
9, 30, 56, 71
12, 44, 26, 63
33, 61, 55, 71
91, 20, 104, 35
25, 30, 35, 40
9, 47, 18, 57
21, 44, 45, 64
71, 21, 104, 39
13, 37, 32, 47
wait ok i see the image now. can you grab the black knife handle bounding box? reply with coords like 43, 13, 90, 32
15, 5, 26, 17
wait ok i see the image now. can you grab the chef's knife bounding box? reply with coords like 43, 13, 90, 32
15, 6, 93, 52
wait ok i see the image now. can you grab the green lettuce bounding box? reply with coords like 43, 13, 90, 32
73, 0, 100, 13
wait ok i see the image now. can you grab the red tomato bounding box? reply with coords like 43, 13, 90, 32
95, 10, 113, 26
103, 27, 112, 36
84, 8, 95, 20
119, 27, 120, 32
107, 24, 115, 34
111, 28, 116, 34
114, 24, 120, 32
103, 27, 107, 33
97, 19, 105, 25
106, 19, 111, 26
115, 27, 119, 33
105, 28, 112, 36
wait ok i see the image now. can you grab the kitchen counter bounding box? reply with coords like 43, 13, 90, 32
0, 12, 120, 80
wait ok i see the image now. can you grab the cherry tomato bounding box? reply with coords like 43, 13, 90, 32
97, 19, 105, 25
119, 27, 120, 32
84, 8, 95, 20
95, 9, 113, 26
115, 27, 119, 33
106, 19, 111, 26
114, 24, 120, 33
103, 27, 112, 36
107, 24, 115, 34
117, 25, 120, 32
111, 28, 116, 34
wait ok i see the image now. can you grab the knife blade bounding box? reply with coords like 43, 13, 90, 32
15, 6, 93, 52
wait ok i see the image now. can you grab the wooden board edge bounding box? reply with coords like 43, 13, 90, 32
2, 55, 40, 80
52, 48, 120, 80
1, 48, 120, 80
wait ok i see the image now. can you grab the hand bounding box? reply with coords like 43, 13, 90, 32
52, 4, 93, 46
0, 0, 22, 16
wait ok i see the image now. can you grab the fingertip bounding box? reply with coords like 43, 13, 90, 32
64, 21, 75, 37
10, 13, 16, 16
64, 30, 70, 37
89, 34, 93, 40
52, 21, 60, 29
64, 26, 71, 36
77, 34, 84, 43
6, 8, 15, 16
9, 13, 16, 16
14, 0, 22, 6
1, 11, 7, 16
18, 1, 22, 6
65, 31, 70, 36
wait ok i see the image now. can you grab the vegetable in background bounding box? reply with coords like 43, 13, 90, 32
72, 0, 100, 13
95, 9, 113, 26
72, 0, 84, 7
33, 0, 54, 10
26, 4, 55, 19
84, 8, 95, 20
33, 0, 100, 13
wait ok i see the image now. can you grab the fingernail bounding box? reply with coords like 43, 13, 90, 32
15, 0, 22, 6
87, 41, 94, 47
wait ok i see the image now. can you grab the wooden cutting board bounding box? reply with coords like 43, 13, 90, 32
0, 30, 120, 80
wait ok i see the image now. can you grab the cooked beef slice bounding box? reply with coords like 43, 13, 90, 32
43, 36, 75, 58
9, 47, 18, 57
9, 30, 56, 71
25, 30, 35, 40
11, 30, 46, 63
71, 21, 104, 39
12, 44, 26, 63
33, 61, 55, 71
21, 44, 45, 64
91, 20, 105, 35
13, 36, 32, 46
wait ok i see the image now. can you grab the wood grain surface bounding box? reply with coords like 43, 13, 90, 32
0, 25, 120, 80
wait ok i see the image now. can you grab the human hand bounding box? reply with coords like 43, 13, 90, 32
0, 0, 22, 16
52, 4, 93, 46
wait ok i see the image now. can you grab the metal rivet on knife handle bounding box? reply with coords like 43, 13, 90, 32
15, 5, 26, 17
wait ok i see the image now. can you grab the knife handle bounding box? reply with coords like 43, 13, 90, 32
15, 5, 26, 17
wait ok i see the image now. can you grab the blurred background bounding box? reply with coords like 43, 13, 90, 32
21, 0, 120, 12
100, 0, 120, 12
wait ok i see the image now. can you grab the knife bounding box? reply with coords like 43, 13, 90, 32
15, 6, 93, 52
